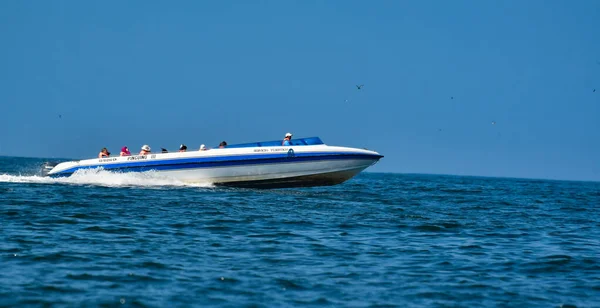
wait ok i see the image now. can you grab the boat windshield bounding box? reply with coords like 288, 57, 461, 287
226, 137, 324, 148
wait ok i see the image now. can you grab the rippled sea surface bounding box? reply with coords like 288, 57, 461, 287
1, 156, 599, 307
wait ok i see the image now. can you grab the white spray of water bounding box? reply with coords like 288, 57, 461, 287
0, 168, 214, 188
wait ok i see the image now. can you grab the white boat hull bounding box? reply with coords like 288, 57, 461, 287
154, 158, 377, 188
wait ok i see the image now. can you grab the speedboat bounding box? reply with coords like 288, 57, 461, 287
42, 137, 383, 188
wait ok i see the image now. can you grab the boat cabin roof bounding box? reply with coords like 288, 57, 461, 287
226, 137, 324, 149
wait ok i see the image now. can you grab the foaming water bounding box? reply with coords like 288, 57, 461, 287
0, 168, 214, 188
1, 156, 599, 307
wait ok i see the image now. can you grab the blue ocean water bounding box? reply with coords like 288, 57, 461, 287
1, 156, 599, 307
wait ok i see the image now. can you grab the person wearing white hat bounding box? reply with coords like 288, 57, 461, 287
199, 144, 206, 151
139, 145, 151, 155
282, 132, 293, 146
179, 144, 187, 152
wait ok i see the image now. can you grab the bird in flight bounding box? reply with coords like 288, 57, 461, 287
356, 84, 364, 90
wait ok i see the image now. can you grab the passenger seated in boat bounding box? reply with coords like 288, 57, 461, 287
120, 146, 131, 156
161, 148, 168, 153
98, 148, 110, 158
179, 144, 187, 152
140, 145, 151, 155
199, 144, 207, 151
219, 141, 227, 148
282, 132, 293, 146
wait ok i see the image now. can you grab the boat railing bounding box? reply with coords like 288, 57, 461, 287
225, 137, 324, 149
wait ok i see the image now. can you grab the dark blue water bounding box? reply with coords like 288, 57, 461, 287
1, 156, 599, 307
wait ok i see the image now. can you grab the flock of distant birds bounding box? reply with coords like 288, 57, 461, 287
348, 75, 597, 131
350, 83, 500, 128
56, 70, 598, 127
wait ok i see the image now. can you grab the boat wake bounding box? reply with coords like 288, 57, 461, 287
0, 168, 214, 188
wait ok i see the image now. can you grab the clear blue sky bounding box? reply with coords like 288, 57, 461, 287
1, 1, 599, 181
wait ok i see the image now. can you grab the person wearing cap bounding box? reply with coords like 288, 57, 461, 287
199, 144, 207, 151
139, 145, 151, 155
120, 146, 131, 156
179, 144, 187, 152
98, 147, 110, 158
282, 133, 293, 146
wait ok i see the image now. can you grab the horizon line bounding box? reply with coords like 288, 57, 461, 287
0, 154, 598, 184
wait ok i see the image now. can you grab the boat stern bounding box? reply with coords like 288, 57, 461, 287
41, 162, 60, 177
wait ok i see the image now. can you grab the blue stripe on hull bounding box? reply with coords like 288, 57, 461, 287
49, 153, 382, 177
